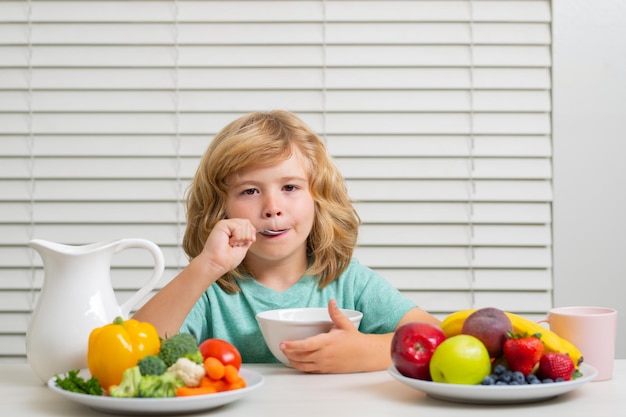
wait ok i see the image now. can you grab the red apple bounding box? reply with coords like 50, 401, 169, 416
391, 322, 446, 380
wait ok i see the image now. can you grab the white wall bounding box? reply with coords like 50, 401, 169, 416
553, 0, 626, 358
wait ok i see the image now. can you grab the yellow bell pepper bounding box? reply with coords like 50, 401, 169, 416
87, 316, 161, 389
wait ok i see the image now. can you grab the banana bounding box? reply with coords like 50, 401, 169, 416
557, 334, 585, 367
439, 309, 584, 368
440, 309, 474, 338
504, 311, 584, 367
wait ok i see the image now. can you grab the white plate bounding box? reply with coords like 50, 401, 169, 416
388, 363, 597, 405
47, 368, 264, 415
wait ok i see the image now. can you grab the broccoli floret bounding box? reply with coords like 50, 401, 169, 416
158, 333, 203, 366
109, 366, 142, 398
183, 350, 204, 365
138, 354, 167, 376
137, 371, 184, 398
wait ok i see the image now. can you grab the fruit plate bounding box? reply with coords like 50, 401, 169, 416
47, 368, 264, 415
388, 363, 597, 405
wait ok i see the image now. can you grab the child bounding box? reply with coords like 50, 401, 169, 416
133, 110, 439, 373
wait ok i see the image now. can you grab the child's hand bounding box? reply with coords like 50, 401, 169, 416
279, 300, 369, 373
198, 218, 256, 274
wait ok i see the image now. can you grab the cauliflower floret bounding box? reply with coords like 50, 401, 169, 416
167, 357, 206, 387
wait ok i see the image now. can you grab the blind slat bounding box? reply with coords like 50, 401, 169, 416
355, 202, 551, 223
326, 113, 551, 135
338, 158, 551, 179
381, 269, 551, 291
1, 223, 552, 247
0, 179, 183, 201
358, 224, 551, 246
0, 268, 553, 293
1, 135, 552, 158
1, 67, 550, 90
0, 136, 209, 157
405, 291, 551, 314
1, 202, 551, 224
346, 180, 552, 202
1, 157, 550, 180
1, 1, 552, 24
329, 136, 552, 157
0, 45, 552, 68
354, 247, 551, 268
0, 68, 323, 89
0, 179, 552, 202
0, 90, 552, 112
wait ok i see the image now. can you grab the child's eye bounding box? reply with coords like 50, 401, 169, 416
283, 185, 297, 192
242, 188, 258, 195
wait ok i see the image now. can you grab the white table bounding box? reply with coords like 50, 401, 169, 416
1, 361, 623, 416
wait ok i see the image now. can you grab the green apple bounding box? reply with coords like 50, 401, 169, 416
429, 334, 491, 385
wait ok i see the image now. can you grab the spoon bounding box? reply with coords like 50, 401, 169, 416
257, 229, 284, 236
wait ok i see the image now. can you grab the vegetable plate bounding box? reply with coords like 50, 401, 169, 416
47, 368, 264, 415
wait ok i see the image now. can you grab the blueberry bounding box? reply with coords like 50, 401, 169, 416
526, 374, 540, 384
512, 372, 526, 384
481, 376, 496, 385
494, 365, 507, 375
542, 378, 554, 383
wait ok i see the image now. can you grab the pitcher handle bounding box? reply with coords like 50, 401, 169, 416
114, 238, 165, 318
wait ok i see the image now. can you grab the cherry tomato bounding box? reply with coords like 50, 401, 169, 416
198, 338, 242, 370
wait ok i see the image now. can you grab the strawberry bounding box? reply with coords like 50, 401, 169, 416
537, 352, 576, 381
503, 332, 544, 376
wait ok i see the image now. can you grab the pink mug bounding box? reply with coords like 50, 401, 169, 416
539, 306, 617, 381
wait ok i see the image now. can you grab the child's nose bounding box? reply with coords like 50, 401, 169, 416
263, 193, 282, 217
264, 209, 283, 218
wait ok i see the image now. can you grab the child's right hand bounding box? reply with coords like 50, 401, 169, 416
198, 218, 256, 274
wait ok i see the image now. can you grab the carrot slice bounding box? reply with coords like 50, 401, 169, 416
176, 385, 217, 397
198, 375, 214, 388
223, 364, 240, 384
204, 357, 225, 380
226, 377, 247, 391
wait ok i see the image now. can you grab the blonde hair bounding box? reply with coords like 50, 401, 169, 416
183, 110, 361, 293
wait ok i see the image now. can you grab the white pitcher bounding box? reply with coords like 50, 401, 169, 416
26, 238, 165, 382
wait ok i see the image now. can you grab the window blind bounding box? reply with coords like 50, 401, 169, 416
0, 0, 553, 361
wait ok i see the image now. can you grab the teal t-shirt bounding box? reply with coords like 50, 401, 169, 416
179, 258, 416, 363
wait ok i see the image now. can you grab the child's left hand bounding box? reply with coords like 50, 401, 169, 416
279, 300, 380, 373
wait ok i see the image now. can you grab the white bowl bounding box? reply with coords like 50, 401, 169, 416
256, 307, 363, 366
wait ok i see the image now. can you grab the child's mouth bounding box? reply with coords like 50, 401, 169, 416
258, 229, 286, 236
